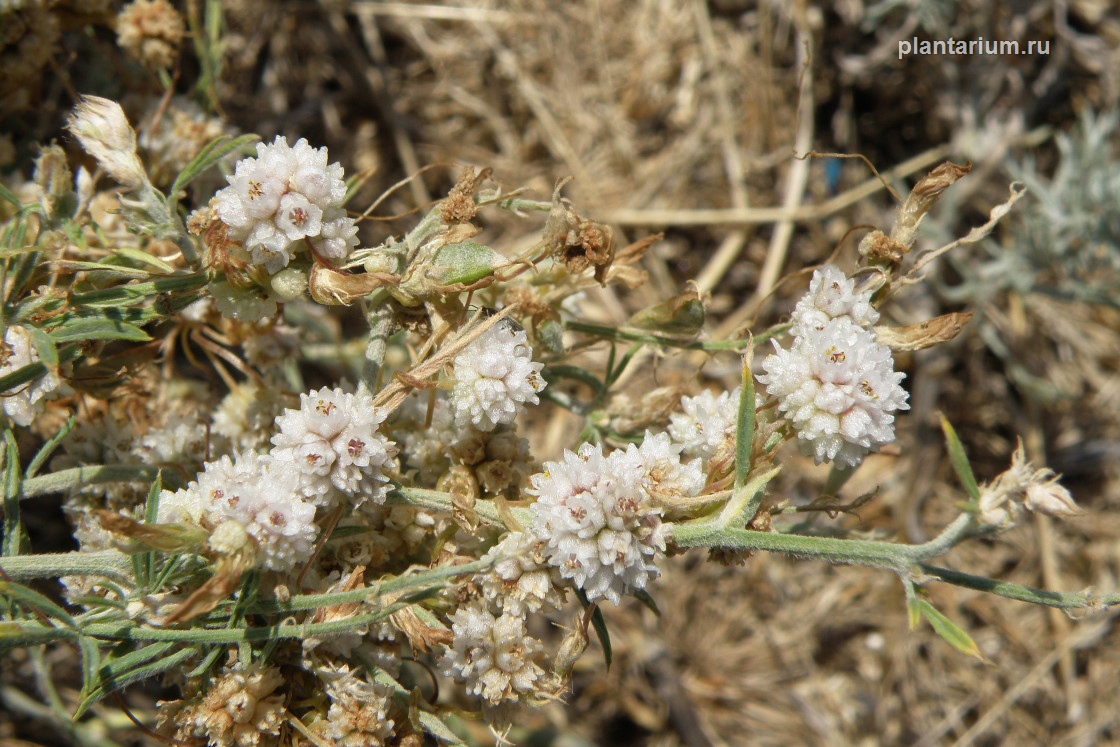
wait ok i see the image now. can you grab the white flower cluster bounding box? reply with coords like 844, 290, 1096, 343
438, 600, 547, 704
479, 531, 566, 617
156, 385, 399, 571
757, 265, 909, 467
270, 386, 397, 509
668, 386, 741, 460
1, 325, 63, 427
157, 451, 317, 572
451, 323, 546, 431
526, 436, 701, 605
214, 136, 359, 273
321, 670, 395, 746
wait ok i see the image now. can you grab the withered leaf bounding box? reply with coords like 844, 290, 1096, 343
875, 311, 974, 351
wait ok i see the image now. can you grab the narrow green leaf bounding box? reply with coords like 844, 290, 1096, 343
576, 588, 612, 669
111, 247, 177, 274
52, 260, 150, 278
26, 413, 76, 479
0, 362, 45, 397
914, 599, 985, 660
137, 477, 171, 591
185, 644, 225, 678
418, 711, 469, 746
633, 589, 661, 617
0, 580, 78, 628
2, 430, 23, 556
169, 133, 259, 197
0, 243, 43, 258
0, 182, 19, 207
907, 595, 922, 631
939, 414, 982, 502
23, 325, 59, 369
735, 356, 756, 490
78, 637, 102, 700
74, 645, 196, 718
48, 318, 151, 343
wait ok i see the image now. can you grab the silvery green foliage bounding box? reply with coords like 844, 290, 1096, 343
213, 136, 358, 273
1007, 110, 1120, 302
757, 266, 909, 467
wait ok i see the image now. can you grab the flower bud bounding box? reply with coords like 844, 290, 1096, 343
66, 96, 148, 190
1024, 480, 1080, 518
269, 266, 308, 302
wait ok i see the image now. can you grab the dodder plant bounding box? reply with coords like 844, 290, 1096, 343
0, 97, 1113, 746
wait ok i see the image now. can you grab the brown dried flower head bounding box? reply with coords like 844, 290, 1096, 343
116, 0, 186, 71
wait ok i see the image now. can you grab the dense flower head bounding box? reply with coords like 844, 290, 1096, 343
322, 674, 395, 746
451, 322, 546, 431
758, 316, 909, 466
438, 600, 547, 704
668, 387, 741, 460
160, 663, 286, 747
790, 264, 880, 334
527, 438, 694, 605
480, 531, 566, 616
157, 451, 317, 571
270, 386, 397, 508
213, 136, 358, 273
1, 325, 63, 427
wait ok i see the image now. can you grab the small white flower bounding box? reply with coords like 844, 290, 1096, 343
439, 600, 547, 704
213, 136, 354, 273
480, 532, 566, 616
668, 387, 741, 460
758, 316, 909, 467
527, 442, 676, 605
270, 387, 397, 508
451, 323, 546, 431
311, 208, 360, 262
790, 264, 879, 334
158, 452, 317, 572
1, 325, 63, 427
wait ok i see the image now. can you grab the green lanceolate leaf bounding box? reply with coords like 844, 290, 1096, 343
0, 580, 78, 628
735, 357, 756, 491
939, 414, 982, 502
576, 588, 612, 669
169, 133, 259, 198
75, 644, 196, 718
48, 318, 152, 343
910, 598, 985, 660
23, 325, 59, 369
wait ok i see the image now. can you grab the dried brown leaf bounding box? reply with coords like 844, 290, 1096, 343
874, 311, 974, 351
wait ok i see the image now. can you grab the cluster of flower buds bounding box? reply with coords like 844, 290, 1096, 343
757, 265, 910, 466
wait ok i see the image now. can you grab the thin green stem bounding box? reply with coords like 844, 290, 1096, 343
0, 550, 135, 583
916, 563, 1120, 611
672, 513, 977, 574
20, 465, 166, 501
387, 486, 530, 529
247, 558, 492, 614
